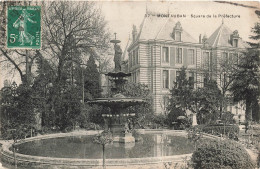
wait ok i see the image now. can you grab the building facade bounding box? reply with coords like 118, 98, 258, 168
127, 15, 249, 122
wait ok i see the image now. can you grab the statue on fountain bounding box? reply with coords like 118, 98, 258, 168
114, 43, 122, 72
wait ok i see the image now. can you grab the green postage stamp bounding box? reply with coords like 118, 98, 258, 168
7, 6, 41, 49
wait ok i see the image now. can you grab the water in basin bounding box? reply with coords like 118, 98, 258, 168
15, 133, 196, 159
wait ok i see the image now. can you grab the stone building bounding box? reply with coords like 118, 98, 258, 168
126, 15, 249, 122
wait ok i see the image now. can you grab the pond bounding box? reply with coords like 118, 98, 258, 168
15, 134, 195, 159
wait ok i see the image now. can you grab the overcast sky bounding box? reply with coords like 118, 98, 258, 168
98, 1, 259, 49
1, 1, 259, 88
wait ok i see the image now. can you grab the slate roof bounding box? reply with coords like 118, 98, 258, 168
206, 23, 250, 48
133, 15, 197, 44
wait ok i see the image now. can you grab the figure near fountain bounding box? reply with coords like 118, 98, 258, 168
89, 33, 146, 143
114, 43, 122, 72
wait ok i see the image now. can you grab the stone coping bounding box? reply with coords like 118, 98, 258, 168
1, 130, 192, 167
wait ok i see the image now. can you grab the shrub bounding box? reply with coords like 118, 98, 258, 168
202, 124, 239, 140
191, 139, 255, 169
152, 114, 167, 128
221, 111, 236, 124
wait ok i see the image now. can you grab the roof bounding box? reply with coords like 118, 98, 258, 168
122, 37, 132, 61
133, 15, 197, 44
206, 23, 250, 48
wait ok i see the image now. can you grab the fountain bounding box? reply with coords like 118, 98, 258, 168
0, 33, 210, 169
88, 33, 146, 143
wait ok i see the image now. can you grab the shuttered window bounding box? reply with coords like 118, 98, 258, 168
162, 47, 169, 63
176, 48, 182, 64
188, 49, 195, 65
163, 70, 169, 89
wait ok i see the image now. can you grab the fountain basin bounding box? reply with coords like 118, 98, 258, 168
1, 130, 202, 168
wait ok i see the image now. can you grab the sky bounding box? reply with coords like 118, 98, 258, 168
1, 1, 259, 88
98, 1, 259, 49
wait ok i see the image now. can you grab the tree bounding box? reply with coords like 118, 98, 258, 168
40, 1, 110, 130
85, 54, 102, 99
249, 10, 260, 49
93, 130, 113, 169
230, 49, 260, 122
167, 67, 223, 125
167, 67, 194, 125
122, 82, 153, 129
42, 1, 109, 87
196, 80, 222, 124
230, 11, 260, 122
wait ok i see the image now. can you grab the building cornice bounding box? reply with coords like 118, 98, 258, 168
128, 39, 203, 51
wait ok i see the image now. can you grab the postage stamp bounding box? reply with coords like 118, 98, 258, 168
6, 6, 41, 49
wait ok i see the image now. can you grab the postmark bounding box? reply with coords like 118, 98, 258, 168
7, 6, 41, 49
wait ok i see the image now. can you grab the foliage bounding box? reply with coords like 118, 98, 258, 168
230, 49, 260, 122
191, 139, 255, 169
93, 130, 113, 169
1, 83, 38, 139
122, 82, 154, 129
230, 11, 260, 122
202, 124, 239, 140
151, 114, 167, 128
166, 107, 188, 128
93, 130, 113, 145
85, 54, 102, 99
87, 105, 105, 126
187, 127, 203, 148
220, 111, 236, 124
196, 80, 223, 124
168, 67, 193, 113
167, 67, 194, 128
167, 67, 222, 126
249, 10, 260, 48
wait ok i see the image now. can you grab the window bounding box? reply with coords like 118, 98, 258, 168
175, 31, 181, 41
203, 77, 208, 87
233, 53, 238, 64
176, 71, 181, 82
189, 72, 195, 88
203, 52, 210, 67
222, 52, 228, 63
163, 70, 169, 89
137, 70, 140, 82
233, 39, 238, 47
129, 53, 132, 67
176, 48, 182, 64
162, 47, 169, 63
136, 48, 139, 64
188, 49, 195, 65
133, 51, 136, 66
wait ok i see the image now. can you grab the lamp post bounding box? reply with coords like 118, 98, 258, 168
80, 64, 87, 104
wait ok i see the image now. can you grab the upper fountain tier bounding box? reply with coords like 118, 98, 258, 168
88, 33, 146, 109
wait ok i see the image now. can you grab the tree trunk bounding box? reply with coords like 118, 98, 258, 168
102, 144, 106, 169
13, 143, 17, 169
246, 98, 252, 122
252, 97, 260, 122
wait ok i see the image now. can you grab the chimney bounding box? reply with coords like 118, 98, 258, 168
132, 25, 137, 41
199, 34, 202, 43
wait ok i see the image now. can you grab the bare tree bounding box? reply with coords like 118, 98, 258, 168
42, 1, 110, 85
197, 52, 242, 112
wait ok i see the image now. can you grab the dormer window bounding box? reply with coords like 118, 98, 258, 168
175, 32, 181, 41
172, 21, 183, 41
233, 39, 238, 47
231, 30, 239, 47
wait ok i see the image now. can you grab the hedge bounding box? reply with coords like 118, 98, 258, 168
191, 139, 255, 169
202, 124, 239, 140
